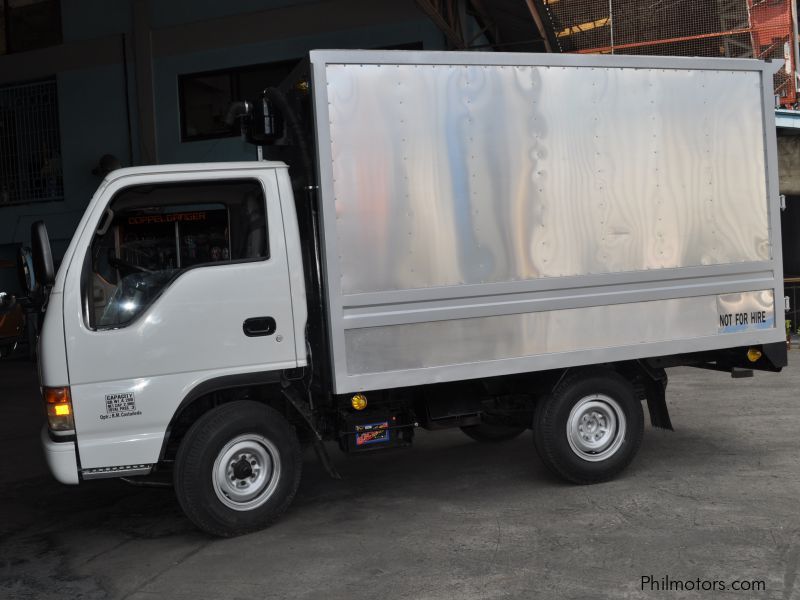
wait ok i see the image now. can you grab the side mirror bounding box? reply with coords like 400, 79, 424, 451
17, 246, 35, 294
245, 96, 284, 145
0, 292, 15, 312
31, 221, 55, 288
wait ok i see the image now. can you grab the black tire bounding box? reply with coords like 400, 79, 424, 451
460, 423, 526, 443
173, 401, 302, 537
533, 369, 643, 484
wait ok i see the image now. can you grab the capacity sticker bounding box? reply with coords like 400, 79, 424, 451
100, 392, 141, 420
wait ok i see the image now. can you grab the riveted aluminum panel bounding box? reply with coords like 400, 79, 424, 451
309, 51, 783, 394
344, 291, 775, 375
325, 63, 769, 295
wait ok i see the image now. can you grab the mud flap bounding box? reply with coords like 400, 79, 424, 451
280, 380, 342, 480
313, 438, 342, 480
638, 361, 673, 431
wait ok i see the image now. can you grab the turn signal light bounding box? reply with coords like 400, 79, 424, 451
351, 393, 368, 411
746, 348, 762, 363
43, 386, 75, 431
54, 404, 71, 416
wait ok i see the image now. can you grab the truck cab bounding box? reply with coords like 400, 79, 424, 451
40, 162, 308, 487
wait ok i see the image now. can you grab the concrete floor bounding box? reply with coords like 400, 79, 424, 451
1, 355, 799, 600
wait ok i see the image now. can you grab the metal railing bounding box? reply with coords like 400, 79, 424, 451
785, 281, 800, 346
539, 0, 799, 107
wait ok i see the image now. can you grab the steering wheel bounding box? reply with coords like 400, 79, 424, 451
109, 256, 154, 274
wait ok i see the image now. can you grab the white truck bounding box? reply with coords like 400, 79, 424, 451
9, 51, 788, 536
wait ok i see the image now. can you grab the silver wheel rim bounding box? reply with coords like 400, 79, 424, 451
212, 434, 281, 511
566, 394, 626, 462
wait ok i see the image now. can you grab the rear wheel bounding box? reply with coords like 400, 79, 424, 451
533, 369, 643, 484
460, 423, 526, 442
174, 401, 302, 537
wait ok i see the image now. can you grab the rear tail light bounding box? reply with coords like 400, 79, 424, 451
43, 387, 74, 432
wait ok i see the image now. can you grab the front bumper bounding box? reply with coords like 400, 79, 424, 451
41, 426, 79, 484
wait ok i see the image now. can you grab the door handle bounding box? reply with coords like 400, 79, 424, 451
243, 316, 276, 337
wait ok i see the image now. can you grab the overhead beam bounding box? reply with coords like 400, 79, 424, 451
466, 0, 498, 46
525, 0, 554, 52
415, 0, 466, 49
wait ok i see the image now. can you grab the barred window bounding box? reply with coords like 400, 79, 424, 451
0, 78, 62, 205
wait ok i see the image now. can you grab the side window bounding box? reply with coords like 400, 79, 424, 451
86, 180, 268, 330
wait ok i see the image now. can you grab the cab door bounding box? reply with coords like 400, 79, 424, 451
62, 168, 298, 472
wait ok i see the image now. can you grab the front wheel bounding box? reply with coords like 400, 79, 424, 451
533, 369, 643, 484
174, 401, 302, 537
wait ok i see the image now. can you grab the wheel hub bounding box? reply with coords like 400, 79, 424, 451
231, 455, 254, 480
579, 411, 609, 442
566, 394, 626, 462
212, 435, 281, 511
